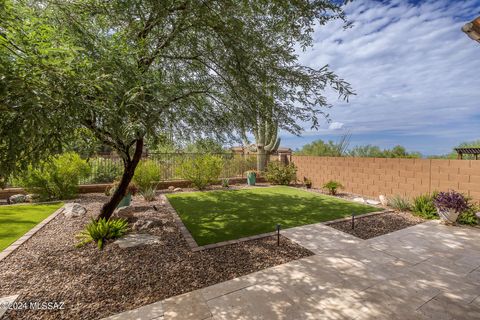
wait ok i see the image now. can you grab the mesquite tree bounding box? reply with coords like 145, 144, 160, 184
1, 0, 353, 220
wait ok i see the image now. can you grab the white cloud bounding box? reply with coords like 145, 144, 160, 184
293, 0, 480, 151
328, 121, 344, 130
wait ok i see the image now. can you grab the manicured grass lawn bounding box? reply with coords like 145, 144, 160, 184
0, 203, 63, 251
167, 186, 381, 245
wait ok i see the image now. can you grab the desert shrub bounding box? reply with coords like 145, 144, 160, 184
412, 193, 437, 219
140, 187, 157, 202
221, 178, 230, 188
133, 159, 163, 192
388, 195, 411, 211
76, 218, 129, 250
265, 162, 297, 185
15, 152, 90, 200
89, 158, 122, 183
458, 204, 479, 225
106, 181, 139, 196
176, 154, 223, 190
323, 180, 344, 195
222, 156, 257, 177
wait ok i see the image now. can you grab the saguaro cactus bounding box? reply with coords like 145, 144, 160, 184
243, 118, 280, 172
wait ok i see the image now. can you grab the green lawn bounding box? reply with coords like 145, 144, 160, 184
167, 186, 380, 245
0, 203, 63, 251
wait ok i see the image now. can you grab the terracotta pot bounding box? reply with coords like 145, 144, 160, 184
437, 208, 460, 225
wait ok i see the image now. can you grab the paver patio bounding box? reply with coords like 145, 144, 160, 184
104, 221, 480, 320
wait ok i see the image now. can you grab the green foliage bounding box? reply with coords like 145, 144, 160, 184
388, 195, 412, 211
177, 155, 223, 190
412, 193, 438, 219
221, 178, 230, 188
296, 136, 350, 157
16, 153, 90, 201
140, 187, 157, 202
458, 204, 479, 225
184, 138, 225, 153
265, 162, 297, 185
323, 180, 344, 195
76, 218, 129, 250
89, 158, 123, 183
348, 144, 422, 158
133, 160, 163, 191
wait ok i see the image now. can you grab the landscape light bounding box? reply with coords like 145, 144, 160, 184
462, 16, 480, 43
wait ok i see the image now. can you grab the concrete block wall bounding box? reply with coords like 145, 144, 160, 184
293, 156, 480, 203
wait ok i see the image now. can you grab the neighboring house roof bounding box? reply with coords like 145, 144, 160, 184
231, 146, 292, 154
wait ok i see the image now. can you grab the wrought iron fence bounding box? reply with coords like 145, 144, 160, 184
81, 153, 259, 185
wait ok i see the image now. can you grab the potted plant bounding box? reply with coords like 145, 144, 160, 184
433, 190, 470, 225
108, 181, 139, 208
246, 170, 256, 186
303, 177, 312, 189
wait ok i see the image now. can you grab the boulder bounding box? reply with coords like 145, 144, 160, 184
379, 195, 388, 206
113, 205, 135, 219
64, 203, 87, 219
132, 219, 162, 231
8, 194, 26, 204
353, 197, 365, 204
25, 194, 36, 203
366, 199, 381, 205
173, 187, 182, 192
168, 186, 175, 191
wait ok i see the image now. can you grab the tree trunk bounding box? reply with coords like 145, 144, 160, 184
98, 138, 144, 220
257, 146, 267, 172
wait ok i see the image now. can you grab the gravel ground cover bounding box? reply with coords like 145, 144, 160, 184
328, 211, 426, 239
0, 193, 312, 320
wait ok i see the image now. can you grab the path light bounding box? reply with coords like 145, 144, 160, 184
351, 213, 355, 230
276, 223, 281, 246
462, 16, 480, 43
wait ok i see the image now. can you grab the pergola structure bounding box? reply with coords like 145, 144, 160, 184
462, 16, 480, 43
455, 148, 480, 160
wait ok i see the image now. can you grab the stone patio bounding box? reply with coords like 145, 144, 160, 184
103, 220, 480, 320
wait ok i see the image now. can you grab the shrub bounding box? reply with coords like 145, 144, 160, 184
15, 152, 90, 201
176, 154, 223, 190
265, 162, 297, 185
133, 160, 163, 192
106, 181, 139, 196
89, 158, 122, 183
323, 180, 344, 195
388, 195, 411, 211
458, 204, 479, 225
433, 190, 470, 213
140, 187, 157, 202
412, 193, 437, 219
221, 178, 230, 188
76, 218, 129, 250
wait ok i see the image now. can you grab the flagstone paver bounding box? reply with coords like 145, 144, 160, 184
103, 220, 480, 319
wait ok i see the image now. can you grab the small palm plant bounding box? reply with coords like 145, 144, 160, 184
76, 218, 129, 250
323, 180, 344, 195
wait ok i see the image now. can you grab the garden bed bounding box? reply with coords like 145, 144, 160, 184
0, 193, 312, 320
328, 211, 426, 239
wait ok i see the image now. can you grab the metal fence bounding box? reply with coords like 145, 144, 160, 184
81, 153, 259, 185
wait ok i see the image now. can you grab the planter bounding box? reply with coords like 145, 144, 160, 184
437, 208, 460, 225
247, 172, 256, 186
117, 193, 132, 208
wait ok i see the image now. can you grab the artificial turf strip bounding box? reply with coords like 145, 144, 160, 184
167, 186, 381, 246
0, 202, 63, 251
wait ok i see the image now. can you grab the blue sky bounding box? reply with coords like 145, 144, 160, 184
282, 0, 480, 156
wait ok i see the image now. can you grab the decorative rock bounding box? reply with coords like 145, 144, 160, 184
366, 199, 381, 205
379, 195, 388, 206
168, 186, 175, 191
353, 197, 365, 203
8, 194, 26, 204
25, 194, 36, 203
115, 233, 161, 248
64, 203, 87, 219
173, 187, 182, 192
113, 205, 135, 219
132, 219, 162, 231
475, 212, 480, 225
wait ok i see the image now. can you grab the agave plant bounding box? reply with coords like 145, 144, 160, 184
76, 218, 129, 250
